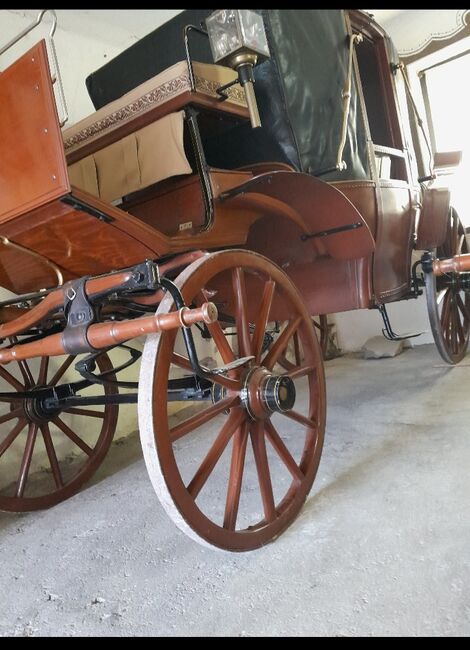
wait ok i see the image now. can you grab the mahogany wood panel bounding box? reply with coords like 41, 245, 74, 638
0, 41, 70, 223
0, 240, 64, 294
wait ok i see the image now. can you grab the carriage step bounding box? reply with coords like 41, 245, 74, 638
210, 356, 255, 375
376, 304, 424, 342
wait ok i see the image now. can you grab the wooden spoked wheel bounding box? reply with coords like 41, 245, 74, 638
0, 348, 118, 511
138, 250, 326, 551
425, 208, 470, 364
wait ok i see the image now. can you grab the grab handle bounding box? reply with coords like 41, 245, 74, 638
0, 9, 68, 127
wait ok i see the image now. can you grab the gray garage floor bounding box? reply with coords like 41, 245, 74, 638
0, 343, 469, 637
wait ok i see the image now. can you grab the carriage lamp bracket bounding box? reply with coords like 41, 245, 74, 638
183, 23, 250, 104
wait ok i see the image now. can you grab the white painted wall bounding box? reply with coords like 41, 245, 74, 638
1, 9, 183, 126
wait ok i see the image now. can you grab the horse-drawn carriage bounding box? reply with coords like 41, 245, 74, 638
0, 9, 468, 551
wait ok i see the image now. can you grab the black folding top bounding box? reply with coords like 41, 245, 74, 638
86, 9, 370, 182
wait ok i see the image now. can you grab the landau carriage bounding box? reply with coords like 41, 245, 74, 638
0, 9, 468, 551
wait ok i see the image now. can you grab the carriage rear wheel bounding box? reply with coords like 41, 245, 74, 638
0, 348, 118, 511
138, 250, 326, 551
425, 208, 470, 364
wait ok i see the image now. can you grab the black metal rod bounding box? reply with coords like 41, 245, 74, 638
159, 277, 214, 382
301, 222, 363, 241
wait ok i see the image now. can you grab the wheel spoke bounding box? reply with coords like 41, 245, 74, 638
15, 423, 38, 498
17, 360, 34, 388
49, 355, 75, 387
38, 356, 49, 385
187, 408, 245, 498
452, 298, 465, 346
282, 409, 317, 429
293, 332, 301, 366
53, 417, 93, 456
41, 423, 63, 489
264, 419, 304, 483
62, 407, 105, 419
197, 291, 236, 364
0, 407, 22, 425
170, 395, 239, 442
285, 365, 317, 381
250, 421, 276, 523
440, 291, 451, 337
0, 366, 24, 392
456, 293, 470, 325
0, 418, 27, 458
232, 267, 252, 357
251, 280, 275, 363
450, 298, 458, 353
262, 317, 302, 370
223, 420, 249, 530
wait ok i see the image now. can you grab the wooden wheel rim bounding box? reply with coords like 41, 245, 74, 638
0, 352, 118, 511
138, 250, 326, 551
426, 209, 470, 364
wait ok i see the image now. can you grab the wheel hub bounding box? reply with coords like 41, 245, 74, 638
241, 367, 296, 420
22, 387, 60, 423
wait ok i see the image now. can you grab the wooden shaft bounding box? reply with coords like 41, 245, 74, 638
0, 271, 134, 339
0, 252, 208, 339
0, 302, 218, 365
433, 254, 470, 276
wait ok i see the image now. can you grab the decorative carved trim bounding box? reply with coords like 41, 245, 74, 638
400, 10, 470, 63
63, 71, 246, 154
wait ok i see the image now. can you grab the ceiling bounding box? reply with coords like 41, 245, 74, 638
7, 9, 404, 47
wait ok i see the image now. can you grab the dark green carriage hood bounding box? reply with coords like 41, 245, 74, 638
85, 9, 370, 182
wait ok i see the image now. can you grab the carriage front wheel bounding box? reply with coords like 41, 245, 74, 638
138, 250, 326, 551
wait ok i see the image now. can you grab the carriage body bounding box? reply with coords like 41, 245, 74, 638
0, 9, 466, 550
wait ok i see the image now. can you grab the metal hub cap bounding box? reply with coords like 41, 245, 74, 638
241, 367, 296, 420
23, 387, 59, 423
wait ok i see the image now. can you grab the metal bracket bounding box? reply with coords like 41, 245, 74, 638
376, 303, 423, 342
61, 277, 95, 354
61, 195, 114, 223
74, 345, 142, 389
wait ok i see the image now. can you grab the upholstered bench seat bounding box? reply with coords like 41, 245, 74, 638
61, 60, 246, 204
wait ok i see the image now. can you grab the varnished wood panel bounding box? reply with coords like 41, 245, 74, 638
0, 41, 70, 224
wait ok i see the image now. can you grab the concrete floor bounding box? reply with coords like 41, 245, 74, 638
1, 343, 469, 637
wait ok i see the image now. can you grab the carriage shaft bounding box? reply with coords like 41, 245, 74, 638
0, 302, 218, 365
433, 253, 470, 276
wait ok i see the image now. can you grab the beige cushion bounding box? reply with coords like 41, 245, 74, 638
68, 111, 192, 203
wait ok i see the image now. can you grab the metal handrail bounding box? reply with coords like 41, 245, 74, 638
0, 9, 68, 126
0, 9, 57, 56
